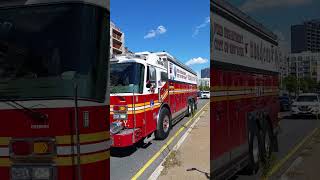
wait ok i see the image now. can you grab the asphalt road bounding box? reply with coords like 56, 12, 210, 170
110, 99, 209, 180
235, 113, 320, 180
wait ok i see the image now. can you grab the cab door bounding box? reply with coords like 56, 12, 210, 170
145, 65, 158, 135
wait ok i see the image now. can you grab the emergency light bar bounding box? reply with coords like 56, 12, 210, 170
112, 53, 147, 61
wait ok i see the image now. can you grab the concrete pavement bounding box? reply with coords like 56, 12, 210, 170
158, 104, 210, 180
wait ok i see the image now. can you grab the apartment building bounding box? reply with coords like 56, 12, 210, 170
110, 21, 125, 56
288, 51, 320, 81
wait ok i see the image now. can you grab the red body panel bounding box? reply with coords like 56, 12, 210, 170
211, 65, 280, 170
110, 81, 198, 147
0, 101, 110, 180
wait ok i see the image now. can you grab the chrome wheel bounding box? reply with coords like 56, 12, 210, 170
163, 115, 170, 133
264, 131, 271, 156
252, 135, 259, 164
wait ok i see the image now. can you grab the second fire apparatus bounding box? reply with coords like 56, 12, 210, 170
110, 52, 198, 147
0, 0, 110, 179
211, 0, 281, 179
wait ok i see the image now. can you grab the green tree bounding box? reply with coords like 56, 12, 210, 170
301, 77, 317, 92
282, 75, 298, 95
203, 86, 210, 91
199, 85, 204, 91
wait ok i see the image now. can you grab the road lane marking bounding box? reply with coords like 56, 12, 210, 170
131, 102, 210, 180
280, 156, 303, 180
263, 127, 319, 179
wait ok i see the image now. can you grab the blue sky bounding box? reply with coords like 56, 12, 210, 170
229, 0, 320, 53
111, 0, 210, 77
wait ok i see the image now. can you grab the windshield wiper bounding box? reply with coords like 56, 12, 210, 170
0, 95, 48, 121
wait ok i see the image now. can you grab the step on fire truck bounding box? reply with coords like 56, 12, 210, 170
110, 52, 198, 147
0, 0, 110, 179
211, 0, 281, 179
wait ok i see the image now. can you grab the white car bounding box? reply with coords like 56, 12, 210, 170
201, 91, 210, 99
291, 93, 320, 116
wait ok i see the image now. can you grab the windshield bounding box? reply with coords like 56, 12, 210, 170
110, 63, 145, 94
0, 3, 109, 101
297, 96, 318, 102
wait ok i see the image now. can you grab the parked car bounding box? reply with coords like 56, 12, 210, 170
201, 91, 210, 99
279, 96, 290, 112
291, 93, 320, 117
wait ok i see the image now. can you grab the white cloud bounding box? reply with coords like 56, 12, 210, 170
240, 0, 312, 13
185, 57, 208, 66
193, 17, 210, 37
157, 25, 167, 34
144, 25, 167, 39
144, 30, 157, 39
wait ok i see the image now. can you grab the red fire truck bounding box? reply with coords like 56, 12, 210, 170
0, 0, 110, 179
211, 0, 281, 179
110, 52, 198, 147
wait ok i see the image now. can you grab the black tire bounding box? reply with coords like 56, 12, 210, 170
191, 100, 196, 114
187, 100, 193, 117
245, 123, 263, 175
155, 108, 171, 140
261, 122, 273, 162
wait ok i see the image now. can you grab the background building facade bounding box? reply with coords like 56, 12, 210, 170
201, 67, 210, 78
278, 51, 289, 88
288, 52, 320, 81
197, 78, 210, 88
110, 21, 125, 56
291, 19, 320, 53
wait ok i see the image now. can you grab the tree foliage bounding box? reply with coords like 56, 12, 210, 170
282, 75, 317, 94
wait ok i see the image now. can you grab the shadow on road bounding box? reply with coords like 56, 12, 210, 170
110, 146, 137, 157
111, 139, 154, 157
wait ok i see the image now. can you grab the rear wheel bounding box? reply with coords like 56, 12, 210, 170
187, 100, 193, 117
192, 100, 196, 114
155, 108, 171, 140
245, 123, 263, 175
262, 122, 273, 161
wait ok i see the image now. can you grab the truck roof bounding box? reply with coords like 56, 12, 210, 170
212, 0, 277, 45
0, 0, 109, 10
136, 51, 197, 76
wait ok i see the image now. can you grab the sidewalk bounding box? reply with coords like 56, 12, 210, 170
279, 129, 320, 180
158, 106, 210, 180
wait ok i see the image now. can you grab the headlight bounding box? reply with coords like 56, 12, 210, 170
11, 167, 30, 179
11, 166, 54, 180
110, 121, 123, 134
113, 114, 128, 120
32, 167, 51, 179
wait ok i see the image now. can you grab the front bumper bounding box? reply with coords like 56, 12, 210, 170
111, 128, 142, 147
291, 107, 320, 116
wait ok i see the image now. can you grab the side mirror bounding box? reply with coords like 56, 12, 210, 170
146, 82, 152, 88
